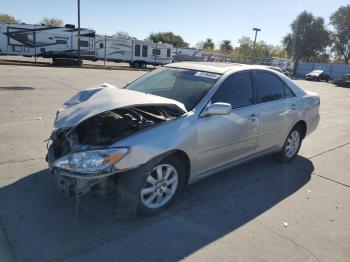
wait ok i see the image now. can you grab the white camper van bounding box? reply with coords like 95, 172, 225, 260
0, 23, 95, 60
95, 35, 173, 68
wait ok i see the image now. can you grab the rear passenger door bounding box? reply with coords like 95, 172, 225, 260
254, 70, 298, 152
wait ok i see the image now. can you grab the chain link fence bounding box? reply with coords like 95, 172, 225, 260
202, 52, 294, 70
295, 62, 350, 80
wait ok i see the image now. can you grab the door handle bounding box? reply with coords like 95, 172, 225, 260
291, 104, 297, 110
248, 113, 258, 121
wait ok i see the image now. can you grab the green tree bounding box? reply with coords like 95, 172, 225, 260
0, 13, 20, 24
149, 32, 189, 47
235, 36, 253, 57
203, 38, 215, 52
282, 11, 330, 64
330, 5, 350, 64
266, 44, 288, 58
220, 40, 233, 54
40, 17, 63, 27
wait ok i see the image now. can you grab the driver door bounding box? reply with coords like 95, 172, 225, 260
194, 71, 259, 178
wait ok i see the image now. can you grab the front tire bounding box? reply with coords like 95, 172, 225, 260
116, 155, 185, 219
138, 156, 185, 215
274, 126, 302, 162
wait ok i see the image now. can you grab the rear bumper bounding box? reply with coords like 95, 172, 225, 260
306, 114, 320, 136
305, 76, 317, 81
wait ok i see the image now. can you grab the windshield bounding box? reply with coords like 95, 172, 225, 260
125, 67, 221, 111
311, 70, 323, 74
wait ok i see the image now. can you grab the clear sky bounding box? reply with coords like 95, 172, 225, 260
1, 0, 348, 47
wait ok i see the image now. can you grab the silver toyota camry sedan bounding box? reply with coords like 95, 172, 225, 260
47, 62, 320, 217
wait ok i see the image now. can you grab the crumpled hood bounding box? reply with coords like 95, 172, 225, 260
54, 83, 187, 129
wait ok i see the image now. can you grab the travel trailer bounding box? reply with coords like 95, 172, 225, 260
95, 35, 173, 67
0, 23, 198, 67
173, 47, 203, 62
0, 23, 95, 60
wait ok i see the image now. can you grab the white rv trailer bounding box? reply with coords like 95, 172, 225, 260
173, 47, 203, 62
95, 35, 173, 68
0, 23, 95, 60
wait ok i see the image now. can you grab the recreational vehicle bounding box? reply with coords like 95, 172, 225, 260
0, 23, 95, 60
95, 35, 173, 68
173, 47, 203, 62
0, 22, 201, 67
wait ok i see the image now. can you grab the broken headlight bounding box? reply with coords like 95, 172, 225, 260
53, 148, 128, 173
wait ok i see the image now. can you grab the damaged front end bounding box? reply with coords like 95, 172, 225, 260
47, 103, 184, 198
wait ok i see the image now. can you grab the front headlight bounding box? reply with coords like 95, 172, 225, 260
53, 148, 128, 173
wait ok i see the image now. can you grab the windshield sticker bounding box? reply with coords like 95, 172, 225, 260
194, 72, 220, 79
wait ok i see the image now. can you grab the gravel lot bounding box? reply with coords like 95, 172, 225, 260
0, 64, 349, 262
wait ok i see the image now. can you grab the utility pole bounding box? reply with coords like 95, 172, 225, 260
34, 24, 37, 63
252, 27, 261, 64
104, 34, 107, 67
77, 0, 81, 66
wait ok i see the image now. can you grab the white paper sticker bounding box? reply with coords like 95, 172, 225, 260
194, 72, 220, 79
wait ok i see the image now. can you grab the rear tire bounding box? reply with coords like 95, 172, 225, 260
274, 126, 303, 162
131, 61, 140, 68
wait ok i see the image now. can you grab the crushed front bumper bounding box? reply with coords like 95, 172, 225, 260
52, 168, 111, 197
47, 146, 115, 198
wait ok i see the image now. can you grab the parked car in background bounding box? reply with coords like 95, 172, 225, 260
47, 62, 320, 217
305, 70, 330, 82
333, 74, 350, 88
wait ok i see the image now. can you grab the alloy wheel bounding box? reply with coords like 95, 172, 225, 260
140, 164, 178, 209
285, 130, 300, 158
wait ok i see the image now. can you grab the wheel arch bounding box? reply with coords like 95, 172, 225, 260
172, 150, 191, 185
293, 120, 307, 139
145, 149, 191, 185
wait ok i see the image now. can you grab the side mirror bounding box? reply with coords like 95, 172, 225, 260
202, 102, 232, 117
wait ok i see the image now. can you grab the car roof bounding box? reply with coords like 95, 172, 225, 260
165, 62, 282, 74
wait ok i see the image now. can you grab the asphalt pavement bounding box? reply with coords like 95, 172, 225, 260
0, 64, 349, 262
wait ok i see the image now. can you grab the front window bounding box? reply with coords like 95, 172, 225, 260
212, 71, 254, 109
125, 67, 221, 111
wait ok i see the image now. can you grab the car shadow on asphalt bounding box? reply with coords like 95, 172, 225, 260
0, 155, 313, 262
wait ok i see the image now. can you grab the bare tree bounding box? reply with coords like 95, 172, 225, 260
0, 13, 20, 24
40, 17, 63, 27
113, 31, 132, 39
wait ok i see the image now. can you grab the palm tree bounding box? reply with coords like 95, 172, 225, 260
220, 40, 233, 54
203, 38, 215, 53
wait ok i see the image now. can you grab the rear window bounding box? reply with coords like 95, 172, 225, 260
255, 71, 285, 103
